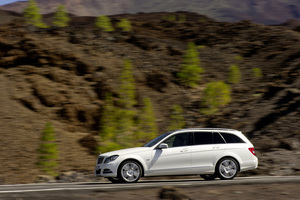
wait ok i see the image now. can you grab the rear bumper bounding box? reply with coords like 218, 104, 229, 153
240, 157, 258, 172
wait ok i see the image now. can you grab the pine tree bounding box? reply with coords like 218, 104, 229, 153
37, 122, 58, 176
24, 0, 47, 28
177, 42, 205, 87
119, 59, 136, 108
95, 15, 114, 32
135, 98, 157, 145
53, 4, 70, 27
168, 104, 185, 131
98, 94, 121, 153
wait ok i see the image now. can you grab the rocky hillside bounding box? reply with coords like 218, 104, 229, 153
0, 11, 299, 184
1, 0, 300, 24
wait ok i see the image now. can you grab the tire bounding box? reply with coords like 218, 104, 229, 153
200, 174, 217, 180
216, 157, 239, 180
107, 177, 122, 183
118, 160, 142, 183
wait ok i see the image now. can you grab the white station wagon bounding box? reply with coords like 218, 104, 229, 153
95, 128, 258, 183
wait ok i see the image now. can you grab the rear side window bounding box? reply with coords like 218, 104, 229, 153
194, 132, 213, 145
220, 132, 245, 143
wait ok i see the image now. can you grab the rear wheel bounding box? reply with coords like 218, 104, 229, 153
118, 160, 142, 183
216, 157, 238, 180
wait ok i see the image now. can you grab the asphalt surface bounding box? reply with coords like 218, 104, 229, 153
0, 176, 300, 194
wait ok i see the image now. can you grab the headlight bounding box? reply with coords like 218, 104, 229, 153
104, 155, 119, 163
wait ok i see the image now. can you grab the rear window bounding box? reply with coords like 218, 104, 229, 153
220, 132, 245, 143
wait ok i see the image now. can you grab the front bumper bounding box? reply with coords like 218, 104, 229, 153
95, 163, 118, 177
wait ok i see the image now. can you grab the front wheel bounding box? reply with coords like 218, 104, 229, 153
216, 157, 239, 180
118, 160, 142, 183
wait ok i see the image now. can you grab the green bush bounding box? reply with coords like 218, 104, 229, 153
117, 18, 131, 32
37, 122, 58, 176
228, 64, 241, 84
24, 0, 47, 28
95, 15, 114, 32
201, 81, 231, 115
53, 4, 70, 27
252, 67, 263, 78
168, 104, 185, 131
177, 42, 205, 87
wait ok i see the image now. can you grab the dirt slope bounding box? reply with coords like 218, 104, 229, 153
0, 12, 299, 184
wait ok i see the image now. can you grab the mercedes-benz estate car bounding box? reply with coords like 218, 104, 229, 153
95, 128, 258, 183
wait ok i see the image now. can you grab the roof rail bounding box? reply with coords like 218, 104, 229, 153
176, 128, 239, 132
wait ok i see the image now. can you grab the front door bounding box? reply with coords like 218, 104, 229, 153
148, 132, 192, 176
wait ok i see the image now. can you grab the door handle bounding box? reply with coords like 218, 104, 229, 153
213, 146, 220, 149
181, 148, 189, 152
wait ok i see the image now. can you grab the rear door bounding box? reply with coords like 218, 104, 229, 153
190, 132, 226, 173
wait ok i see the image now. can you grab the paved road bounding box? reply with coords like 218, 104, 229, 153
0, 176, 300, 194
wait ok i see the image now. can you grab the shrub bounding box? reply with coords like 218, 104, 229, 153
53, 4, 70, 27
95, 15, 114, 32
177, 42, 205, 87
252, 67, 263, 78
235, 55, 243, 60
162, 14, 176, 21
24, 0, 48, 28
117, 18, 131, 32
228, 64, 241, 84
201, 81, 231, 115
37, 122, 58, 176
178, 14, 186, 22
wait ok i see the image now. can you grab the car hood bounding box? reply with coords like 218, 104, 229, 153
100, 147, 151, 157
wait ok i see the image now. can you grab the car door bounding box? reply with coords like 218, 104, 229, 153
148, 132, 193, 176
190, 132, 226, 173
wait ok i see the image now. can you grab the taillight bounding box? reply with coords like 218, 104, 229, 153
248, 147, 256, 156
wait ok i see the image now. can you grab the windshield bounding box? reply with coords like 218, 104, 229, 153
143, 131, 174, 147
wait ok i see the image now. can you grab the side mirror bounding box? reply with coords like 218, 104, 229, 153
157, 143, 168, 149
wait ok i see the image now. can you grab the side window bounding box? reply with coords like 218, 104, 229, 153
164, 132, 191, 148
220, 132, 245, 143
213, 132, 225, 144
194, 132, 213, 145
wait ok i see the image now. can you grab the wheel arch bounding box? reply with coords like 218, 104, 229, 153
118, 158, 145, 177
215, 156, 241, 172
